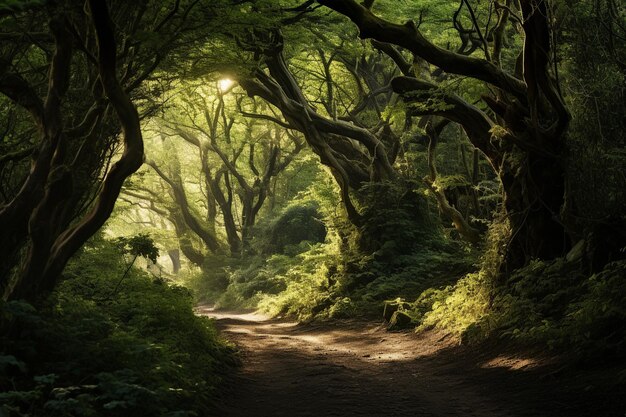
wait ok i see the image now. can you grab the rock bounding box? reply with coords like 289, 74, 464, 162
383, 299, 411, 322
388, 310, 414, 330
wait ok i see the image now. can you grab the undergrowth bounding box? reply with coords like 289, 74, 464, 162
0, 236, 237, 417
192, 180, 476, 321
405, 218, 626, 357
186, 174, 626, 359
484, 258, 626, 355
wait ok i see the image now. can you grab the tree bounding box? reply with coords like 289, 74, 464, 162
238, 30, 399, 226
557, 0, 626, 269
0, 0, 210, 300
147, 80, 306, 257
306, 0, 572, 271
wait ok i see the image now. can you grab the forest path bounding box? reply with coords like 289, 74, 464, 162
197, 306, 614, 417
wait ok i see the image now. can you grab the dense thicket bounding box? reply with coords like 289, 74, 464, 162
1, 235, 235, 416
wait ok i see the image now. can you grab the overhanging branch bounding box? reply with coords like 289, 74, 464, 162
316, 0, 526, 99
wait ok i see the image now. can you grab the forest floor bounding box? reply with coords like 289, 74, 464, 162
197, 306, 624, 417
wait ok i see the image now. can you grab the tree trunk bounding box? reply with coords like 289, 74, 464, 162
500, 151, 568, 272
168, 249, 181, 274
425, 123, 481, 245
315, 0, 573, 272
9, 0, 145, 300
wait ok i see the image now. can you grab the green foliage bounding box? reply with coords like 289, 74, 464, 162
113, 234, 159, 264
0, 238, 236, 417
400, 214, 626, 356
481, 259, 626, 355
415, 272, 490, 340
405, 93, 454, 114
356, 181, 436, 253
252, 201, 327, 256
433, 174, 470, 191
402, 217, 506, 339
0, 0, 44, 12
218, 254, 293, 309
559, 0, 626, 262
203, 178, 476, 321
567, 261, 626, 352
256, 242, 340, 320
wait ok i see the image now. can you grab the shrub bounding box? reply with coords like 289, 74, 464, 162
0, 236, 236, 417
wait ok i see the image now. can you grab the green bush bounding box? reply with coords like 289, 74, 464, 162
253, 201, 327, 255
406, 229, 626, 356
0, 237, 236, 417
257, 242, 341, 320
485, 259, 626, 355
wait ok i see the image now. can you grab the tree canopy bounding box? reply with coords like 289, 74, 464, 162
1, 0, 625, 415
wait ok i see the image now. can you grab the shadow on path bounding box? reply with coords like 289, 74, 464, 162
197, 306, 624, 417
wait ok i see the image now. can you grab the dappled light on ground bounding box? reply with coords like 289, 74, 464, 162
194, 305, 271, 322
198, 307, 618, 417
480, 355, 541, 371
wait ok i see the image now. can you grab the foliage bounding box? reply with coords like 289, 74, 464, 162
480, 259, 626, 355
356, 181, 435, 253
0, 0, 44, 12
406, 217, 509, 338
0, 237, 236, 417
252, 201, 327, 256
400, 213, 626, 357
182, 198, 328, 306
255, 240, 343, 320
113, 234, 159, 264
226, 227, 474, 321
201, 178, 476, 320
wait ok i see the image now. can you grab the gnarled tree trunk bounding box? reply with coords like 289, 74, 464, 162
314, 0, 572, 271
8, 0, 146, 300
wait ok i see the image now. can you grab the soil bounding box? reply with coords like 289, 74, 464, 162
197, 306, 625, 417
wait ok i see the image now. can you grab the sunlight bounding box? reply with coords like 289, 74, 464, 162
218, 78, 235, 92
481, 355, 540, 371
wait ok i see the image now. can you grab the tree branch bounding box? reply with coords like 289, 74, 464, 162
316, 0, 526, 98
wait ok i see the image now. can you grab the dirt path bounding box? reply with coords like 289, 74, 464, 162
198, 307, 623, 417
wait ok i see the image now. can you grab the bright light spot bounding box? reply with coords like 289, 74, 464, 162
218, 78, 235, 92
481, 355, 539, 371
